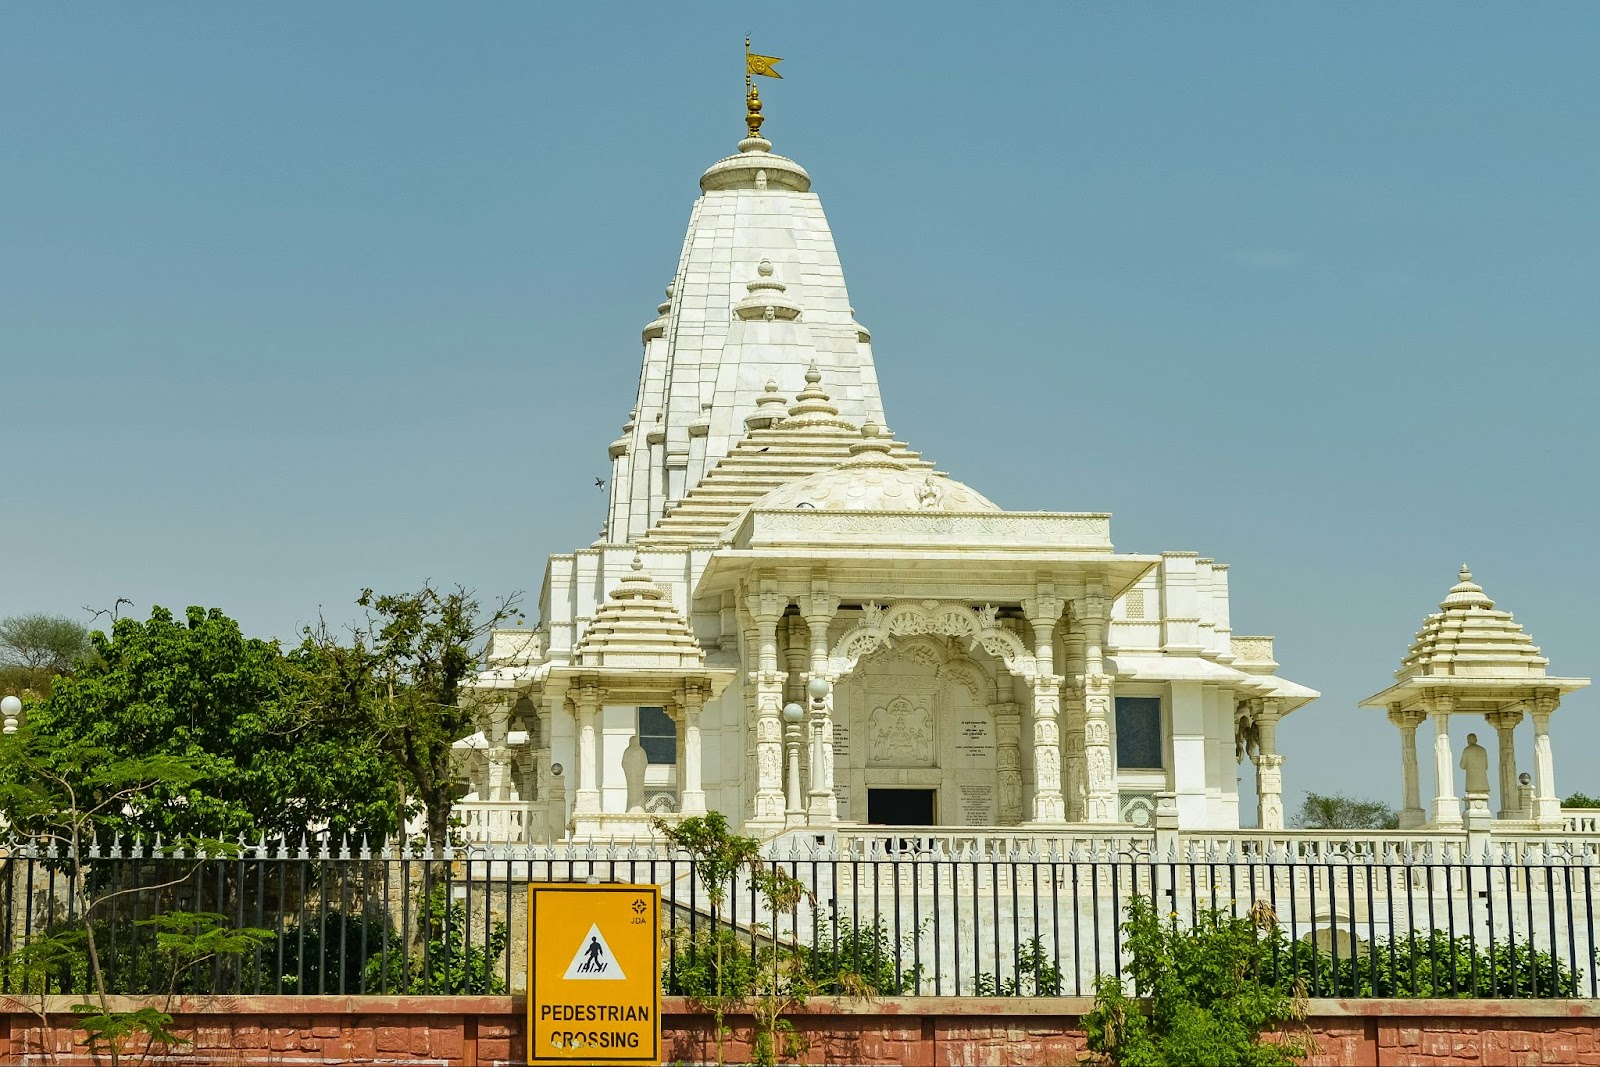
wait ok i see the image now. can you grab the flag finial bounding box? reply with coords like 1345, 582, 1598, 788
744, 37, 783, 139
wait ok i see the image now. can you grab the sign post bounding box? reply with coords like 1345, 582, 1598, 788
527, 883, 661, 1066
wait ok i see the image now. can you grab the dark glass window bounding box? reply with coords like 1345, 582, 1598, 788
639, 706, 677, 765
1115, 696, 1163, 770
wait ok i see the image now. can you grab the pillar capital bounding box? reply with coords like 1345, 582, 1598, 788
1485, 708, 1524, 731
1534, 690, 1560, 717
1425, 690, 1455, 716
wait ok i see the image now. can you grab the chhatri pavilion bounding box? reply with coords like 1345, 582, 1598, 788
456, 89, 1586, 845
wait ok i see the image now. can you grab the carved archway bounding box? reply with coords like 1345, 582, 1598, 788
825, 601, 1036, 683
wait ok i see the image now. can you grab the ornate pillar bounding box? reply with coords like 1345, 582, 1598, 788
1078, 589, 1117, 823
1532, 692, 1561, 827
679, 683, 707, 814
1253, 698, 1284, 830
745, 586, 789, 829
1062, 622, 1087, 822
1428, 693, 1461, 828
801, 588, 840, 822
994, 672, 1024, 825
1023, 587, 1066, 824
572, 683, 603, 816
1485, 708, 1523, 821
1388, 707, 1426, 829
483, 697, 514, 802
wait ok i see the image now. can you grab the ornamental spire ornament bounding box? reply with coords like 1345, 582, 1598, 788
744, 35, 783, 138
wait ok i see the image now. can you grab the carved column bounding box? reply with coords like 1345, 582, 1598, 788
1428, 693, 1461, 828
1532, 692, 1561, 827
1252, 698, 1284, 830
1256, 754, 1285, 832
483, 697, 514, 802
1023, 587, 1066, 824
801, 588, 841, 822
745, 587, 789, 829
1062, 622, 1087, 822
679, 682, 707, 815
994, 672, 1024, 825
1388, 707, 1426, 829
572, 683, 603, 816
1079, 589, 1117, 823
1485, 708, 1523, 821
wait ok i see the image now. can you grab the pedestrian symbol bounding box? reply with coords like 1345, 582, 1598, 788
562, 923, 627, 981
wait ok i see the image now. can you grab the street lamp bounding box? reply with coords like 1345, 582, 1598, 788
1, 695, 21, 735
782, 701, 804, 822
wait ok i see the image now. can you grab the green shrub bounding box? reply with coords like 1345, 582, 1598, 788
1082, 896, 1310, 1067
803, 916, 924, 996
975, 937, 1063, 997
1274, 928, 1582, 998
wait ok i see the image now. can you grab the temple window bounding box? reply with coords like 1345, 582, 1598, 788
1115, 696, 1164, 770
638, 706, 677, 765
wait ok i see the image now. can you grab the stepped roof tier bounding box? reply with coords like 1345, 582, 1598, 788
1362, 565, 1589, 710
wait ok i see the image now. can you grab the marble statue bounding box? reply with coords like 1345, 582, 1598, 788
1460, 732, 1490, 796
621, 735, 648, 813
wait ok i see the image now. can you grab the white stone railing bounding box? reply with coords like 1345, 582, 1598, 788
455, 800, 530, 844
829, 824, 1152, 861
1562, 807, 1600, 833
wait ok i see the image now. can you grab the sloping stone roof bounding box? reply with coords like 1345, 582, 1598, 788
571, 557, 706, 670
1395, 565, 1550, 681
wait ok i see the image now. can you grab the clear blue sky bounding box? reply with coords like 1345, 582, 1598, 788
4, 3, 1597, 816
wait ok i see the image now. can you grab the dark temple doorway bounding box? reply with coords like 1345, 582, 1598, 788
866, 788, 936, 826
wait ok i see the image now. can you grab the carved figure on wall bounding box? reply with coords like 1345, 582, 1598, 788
1461, 733, 1491, 795
998, 771, 1021, 817
868, 698, 934, 765
1087, 747, 1112, 788
758, 745, 780, 784
915, 476, 945, 509
1037, 746, 1060, 788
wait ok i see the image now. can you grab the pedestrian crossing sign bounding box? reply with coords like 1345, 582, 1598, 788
528, 883, 660, 1066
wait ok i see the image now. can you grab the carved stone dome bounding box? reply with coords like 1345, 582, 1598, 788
748, 465, 1000, 514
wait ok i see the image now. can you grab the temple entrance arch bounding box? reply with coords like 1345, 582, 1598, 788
831, 632, 1008, 826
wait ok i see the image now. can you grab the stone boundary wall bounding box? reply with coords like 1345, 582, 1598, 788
0, 995, 1596, 1065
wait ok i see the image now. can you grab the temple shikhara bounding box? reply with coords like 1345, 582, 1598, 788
455, 88, 1587, 848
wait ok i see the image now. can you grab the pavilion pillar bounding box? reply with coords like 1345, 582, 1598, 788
745, 588, 789, 830
1428, 694, 1461, 828
994, 674, 1024, 825
801, 588, 841, 823
1485, 709, 1523, 821
1062, 623, 1087, 822
679, 683, 707, 815
1078, 589, 1117, 823
483, 697, 515, 802
572, 684, 603, 816
1532, 692, 1561, 827
1253, 698, 1284, 830
1388, 707, 1426, 830
1023, 588, 1066, 824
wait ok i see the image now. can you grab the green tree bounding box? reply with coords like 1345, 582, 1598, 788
1293, 792, 1399, 830
0, 612, 92, 697
1561, 792, 1600, 809
1083, 896, 1310, 1067
300, 585, 518, 848
0, 734, 271, 1066
4, 605, 403, 845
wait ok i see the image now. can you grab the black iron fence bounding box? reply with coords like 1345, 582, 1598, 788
1, 839, 1596, 999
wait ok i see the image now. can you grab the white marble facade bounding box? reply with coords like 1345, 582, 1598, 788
460, 126, 1322, 842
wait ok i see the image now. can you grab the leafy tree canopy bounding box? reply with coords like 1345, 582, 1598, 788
0, 612, 92, 672
1293, 792, 1399, 830
1561, 792, 1600, 809
298, 584, 518, 847
0, 605, 403, 845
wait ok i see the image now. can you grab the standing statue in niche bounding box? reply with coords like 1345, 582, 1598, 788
1460, 733, 1491, 796
622, 735, 648, 813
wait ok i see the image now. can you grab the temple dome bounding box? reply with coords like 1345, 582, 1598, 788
748, 465, 999, 514
739, 421, 999, 516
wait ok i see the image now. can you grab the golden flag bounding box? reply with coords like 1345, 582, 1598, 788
747, 53, 783, 79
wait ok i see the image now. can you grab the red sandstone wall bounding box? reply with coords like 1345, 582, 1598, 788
0, 995, 1595, 1066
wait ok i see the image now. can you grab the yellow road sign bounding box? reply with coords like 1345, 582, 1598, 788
527, 883, 660, 1066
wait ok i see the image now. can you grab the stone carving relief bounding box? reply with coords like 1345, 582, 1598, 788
827, 600, 1037, 683
1087, 748, 1113, 789
867, 698, 934, 766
